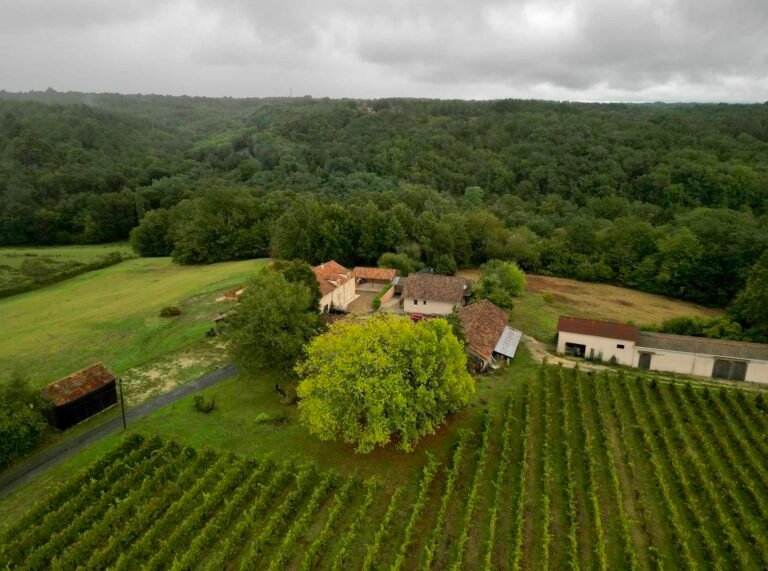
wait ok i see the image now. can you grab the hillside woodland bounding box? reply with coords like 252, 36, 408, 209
1, 92, 767, 338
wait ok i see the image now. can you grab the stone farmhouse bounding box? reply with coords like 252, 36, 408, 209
402, 274, 472, 316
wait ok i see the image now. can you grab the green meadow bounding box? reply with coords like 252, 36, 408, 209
0, 256, 266, 387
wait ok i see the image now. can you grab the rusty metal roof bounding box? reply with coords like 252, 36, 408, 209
557, 316, 638, 342
43, 362, 116, 407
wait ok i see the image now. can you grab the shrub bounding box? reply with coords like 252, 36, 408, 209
542, 292, 555, 304
372, 284, 392, 310
254, 412, 289, 425
377, 252, 421, 276
159, 306, 181, 317
19, 258, 53, 282
193, 395, 215, 414
0, 375, 50, 469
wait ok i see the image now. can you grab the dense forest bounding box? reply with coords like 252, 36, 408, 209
1, 91, 767, 337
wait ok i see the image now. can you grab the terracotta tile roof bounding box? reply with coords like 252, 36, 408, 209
402, 274, 471, 304
637, 332, 768, 361
557, 316, 638, 342
459, 300, 509, 360
313, 261, 351, 296
353, 267, 398, 281
43, 363, 116, 407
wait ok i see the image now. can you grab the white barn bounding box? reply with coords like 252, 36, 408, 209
556, 316, 768, 384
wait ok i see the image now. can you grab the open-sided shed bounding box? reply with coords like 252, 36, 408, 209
43, 362, 118, 430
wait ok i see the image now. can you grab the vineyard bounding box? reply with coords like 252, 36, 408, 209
3, 368, 768, 570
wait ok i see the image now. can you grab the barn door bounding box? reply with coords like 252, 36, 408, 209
712, 359, 732, 379
638, 353, 652, 370
730, 361, 748, 381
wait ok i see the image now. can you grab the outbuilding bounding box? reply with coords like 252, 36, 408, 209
43, 363, 118, 430
353, 267, 398, 291
556, 315, 768, 383
402, 274, 472, 316
459, 300, 522, 371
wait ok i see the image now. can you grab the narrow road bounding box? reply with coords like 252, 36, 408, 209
0, 364, 238, 499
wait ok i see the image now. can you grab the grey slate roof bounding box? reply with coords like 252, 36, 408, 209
636, 332, 768, 361
494, 327, 522, 359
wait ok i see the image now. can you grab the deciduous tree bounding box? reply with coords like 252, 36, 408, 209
228, 270, 322, 394
474, 259, 526, 310
296, 315, 473, 453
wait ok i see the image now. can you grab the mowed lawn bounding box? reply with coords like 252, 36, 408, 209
458, 270, 723, 343
0, 257, 266, 388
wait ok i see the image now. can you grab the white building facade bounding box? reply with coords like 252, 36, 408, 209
557, 316, 768, 384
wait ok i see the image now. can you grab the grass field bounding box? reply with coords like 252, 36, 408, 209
3, 366, 767, 570
0, 257, 266, 388
0, 243, 133, 293
458, 271, 723, 343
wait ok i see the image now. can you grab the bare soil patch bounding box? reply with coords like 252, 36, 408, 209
523, 274, 721, 325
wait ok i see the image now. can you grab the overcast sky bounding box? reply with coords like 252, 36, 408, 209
1, 0, 767, 102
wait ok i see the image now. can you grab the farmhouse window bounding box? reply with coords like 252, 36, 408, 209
423, 300, 427, 305
617, 344, 625, 349
413, 299, 418, 305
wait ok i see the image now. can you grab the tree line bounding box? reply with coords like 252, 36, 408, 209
1, 94, 767, 337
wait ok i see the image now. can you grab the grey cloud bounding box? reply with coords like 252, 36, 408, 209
0, 0, 160, 30
0, 0, 766, 101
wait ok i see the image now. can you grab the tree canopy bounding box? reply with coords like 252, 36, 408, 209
296, 314, 474, 453
0, 375, 49, 469
474, 260, 526, 310
227, 270, 322, 389
2, 93, 768, 337
731, 251, 768, 340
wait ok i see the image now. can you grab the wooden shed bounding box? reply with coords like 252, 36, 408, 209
43, 363, 118, 430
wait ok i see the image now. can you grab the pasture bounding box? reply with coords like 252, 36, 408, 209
0, 256, 266, 388
0, 243, 133, 294
3, 367, 766, 569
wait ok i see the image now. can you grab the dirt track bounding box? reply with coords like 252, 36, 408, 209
523, 335, 607, 371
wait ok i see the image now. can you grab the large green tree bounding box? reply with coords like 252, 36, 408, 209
731, 251, 768, 341
474, 259, 526, 310
270, 259, 321, 309
228, 270, 322, 394
296, 315, 473, 453
130, 208, 172, 257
